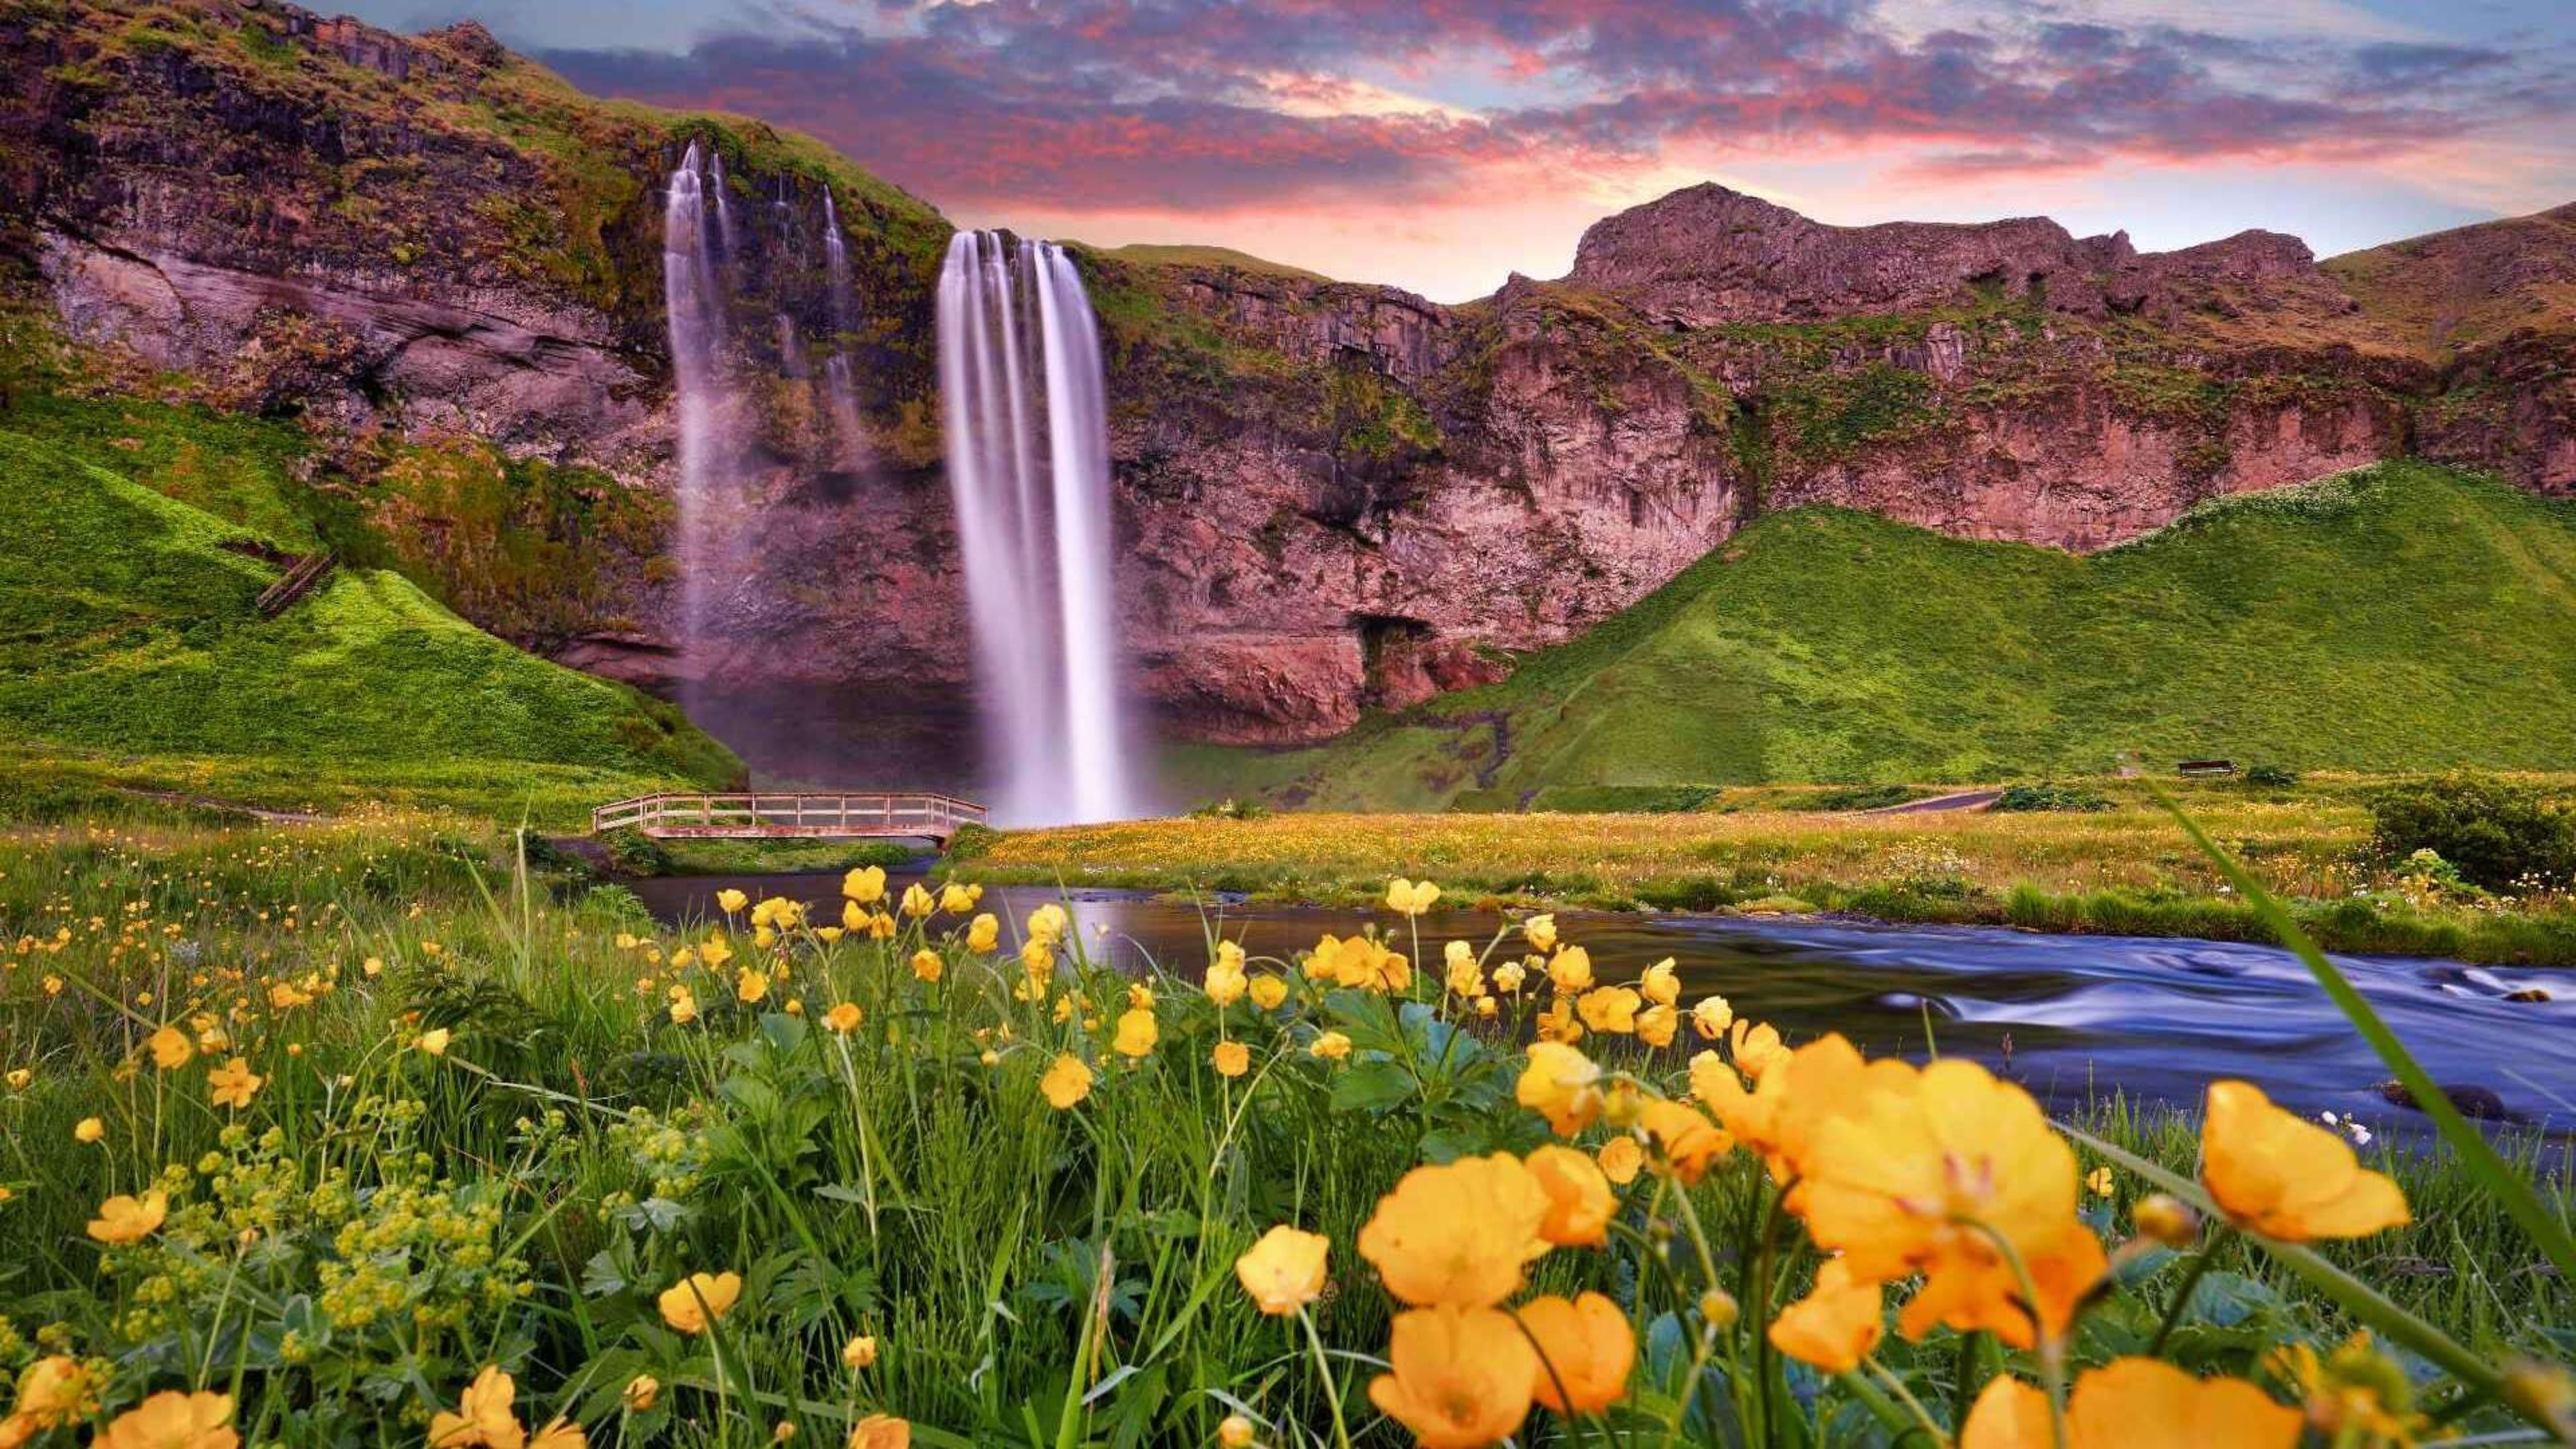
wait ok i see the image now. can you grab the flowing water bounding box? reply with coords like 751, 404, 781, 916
627, 873, 2576, 1133
660, 142, 728, 688
936, 231, 1139, 825
818, 190, 866, 466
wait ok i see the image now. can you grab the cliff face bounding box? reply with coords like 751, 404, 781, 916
5, 2, 2571, 754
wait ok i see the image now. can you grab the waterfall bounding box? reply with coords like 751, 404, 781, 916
818, 190, 865, 466
706, 150, 739, 260
662, 142, 728, 684
936, 230, 1139, 824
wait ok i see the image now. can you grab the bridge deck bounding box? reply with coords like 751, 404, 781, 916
592, 792, 987, 843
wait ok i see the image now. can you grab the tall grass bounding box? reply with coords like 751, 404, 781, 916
0, 817, 2567, 1445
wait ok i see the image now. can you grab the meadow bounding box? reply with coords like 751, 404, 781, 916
2, 808, 2571, 1447
974, 779, 2576, 967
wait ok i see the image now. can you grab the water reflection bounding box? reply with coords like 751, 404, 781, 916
624, 873, 2575, 1135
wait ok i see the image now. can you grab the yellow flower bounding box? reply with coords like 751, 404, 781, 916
1575, 985, 1640, 1034
2087, 1165, 2114, 1197
1801, 1055, 2099, 1348
939, 881, 979, 914
363, 956, 385, 977
1690, 995, 1733, 1040
1204, 953, 1248, 1007
1962, 1358, 2302, 1448
1492, 961, 1526, 994
750, 896, 803, 930
1026, 902, 1069, 943
1525, 1146, 1615, 1248
900, 883, 936, 918
148, 1026, 193, 1071
1728, 1018, 1786, 1076
668, 987, 699, 1025
842, 867, 886, 904
429, 1366, 522, 1449
1633, 1004, 1678, 1049
1522, 914, 1558, 952
2133, 1193, 2200, 1248
207, 1057, 263, 1110
1442, 941, 1485, 1000
95, 1391, 238, 1449
621, 1377, 659, 1413
1234, 1224, 1330, 1314
1517, 1291, 1634, 1415
844, 1415, 908, 1449
2270, 1332, 2429, 1446
965, 913, 1000, 953
842, 900, 868, 934
1216, 1415, 1254, 1448
1248, 975, 1288, 1010
1768, 1258, 1884, 1374
2200, 1080, 2408, 1242
1633, 1099, 1728, 1183
700, 934, 735, 970
1369, 1306, 1535, 1448
1384, 877, 1441, 916
906, 949, 943, 984
1358, 1154, 1550, 1308
5, 1068, 29, 1090
1515, 1042, 1602, 1136
1534, 996, 1582, 1044
657, 1271, 743, 1335
1307, 1030, 1352, 1061
736, 968, 771, 1004
843, 1334, 879, 1371
1112, 1007, 1159, 1059
1545, 946, 1593, 994
1638, 958, 1679, 1008
88, 1189, 168, 1244
823, 1002, 863, 1032
3, 1358, 96, 1443
1597, 1135, 1642, 1185
716, 888, 749, 915
1040, 1054, 1093, 1109
529, 1419, 584, 1449
416, 1028, 453, 1057
1212, 1040, 1250, 1078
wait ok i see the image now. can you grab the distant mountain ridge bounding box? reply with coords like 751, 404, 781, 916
0, 0, 2570, 759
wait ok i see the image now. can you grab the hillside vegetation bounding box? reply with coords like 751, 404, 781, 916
1175, 462, 2576, 810
0, 426, 735, 820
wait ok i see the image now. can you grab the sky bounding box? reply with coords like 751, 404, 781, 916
343, 0, 2576, 302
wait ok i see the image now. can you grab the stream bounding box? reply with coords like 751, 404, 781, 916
626, 872, 2575, 1135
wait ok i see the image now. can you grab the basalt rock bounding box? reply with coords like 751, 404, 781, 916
3, 1, 2572, 753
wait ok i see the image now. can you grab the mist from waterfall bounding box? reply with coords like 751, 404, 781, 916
661, 141, 728, 686
937, 231, 1140, 825
818, 190, 865, 465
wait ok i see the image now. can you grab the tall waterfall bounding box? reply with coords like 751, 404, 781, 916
661, 141, 728, 676
818, 190, 865, 464
937, 231, 1138, 824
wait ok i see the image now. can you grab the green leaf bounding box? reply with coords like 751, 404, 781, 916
1330, 1059, 1417, 1114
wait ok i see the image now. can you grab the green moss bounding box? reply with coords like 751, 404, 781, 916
1324, 366, 1441, 460
1772, 360, 1943, 460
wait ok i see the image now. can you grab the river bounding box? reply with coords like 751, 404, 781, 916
626, 872, 2574, 1135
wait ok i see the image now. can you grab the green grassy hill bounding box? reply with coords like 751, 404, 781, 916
0, 426, 736, 819
1172, 462, 2576, 810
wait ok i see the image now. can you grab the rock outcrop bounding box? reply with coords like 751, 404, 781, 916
3, 2, 2570, 757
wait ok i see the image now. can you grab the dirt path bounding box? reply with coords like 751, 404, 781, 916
1862, 788, 2004, 815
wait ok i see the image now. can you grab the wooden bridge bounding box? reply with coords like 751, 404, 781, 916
592, 792, 987, 845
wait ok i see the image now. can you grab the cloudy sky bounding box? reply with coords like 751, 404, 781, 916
343, 0, 2576, 301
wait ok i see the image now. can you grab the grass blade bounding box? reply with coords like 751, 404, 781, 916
2155, 792, 2576, 1286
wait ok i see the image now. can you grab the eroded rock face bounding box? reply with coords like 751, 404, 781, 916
5, 1, 2571, 752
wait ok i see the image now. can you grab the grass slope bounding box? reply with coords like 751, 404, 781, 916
0, 427, 735, 818
1177, 462, 2576, 810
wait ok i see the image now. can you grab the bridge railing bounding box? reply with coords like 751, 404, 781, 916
591, 792, 989, 839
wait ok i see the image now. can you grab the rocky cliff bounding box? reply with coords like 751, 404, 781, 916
3, 1, 2570, 759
